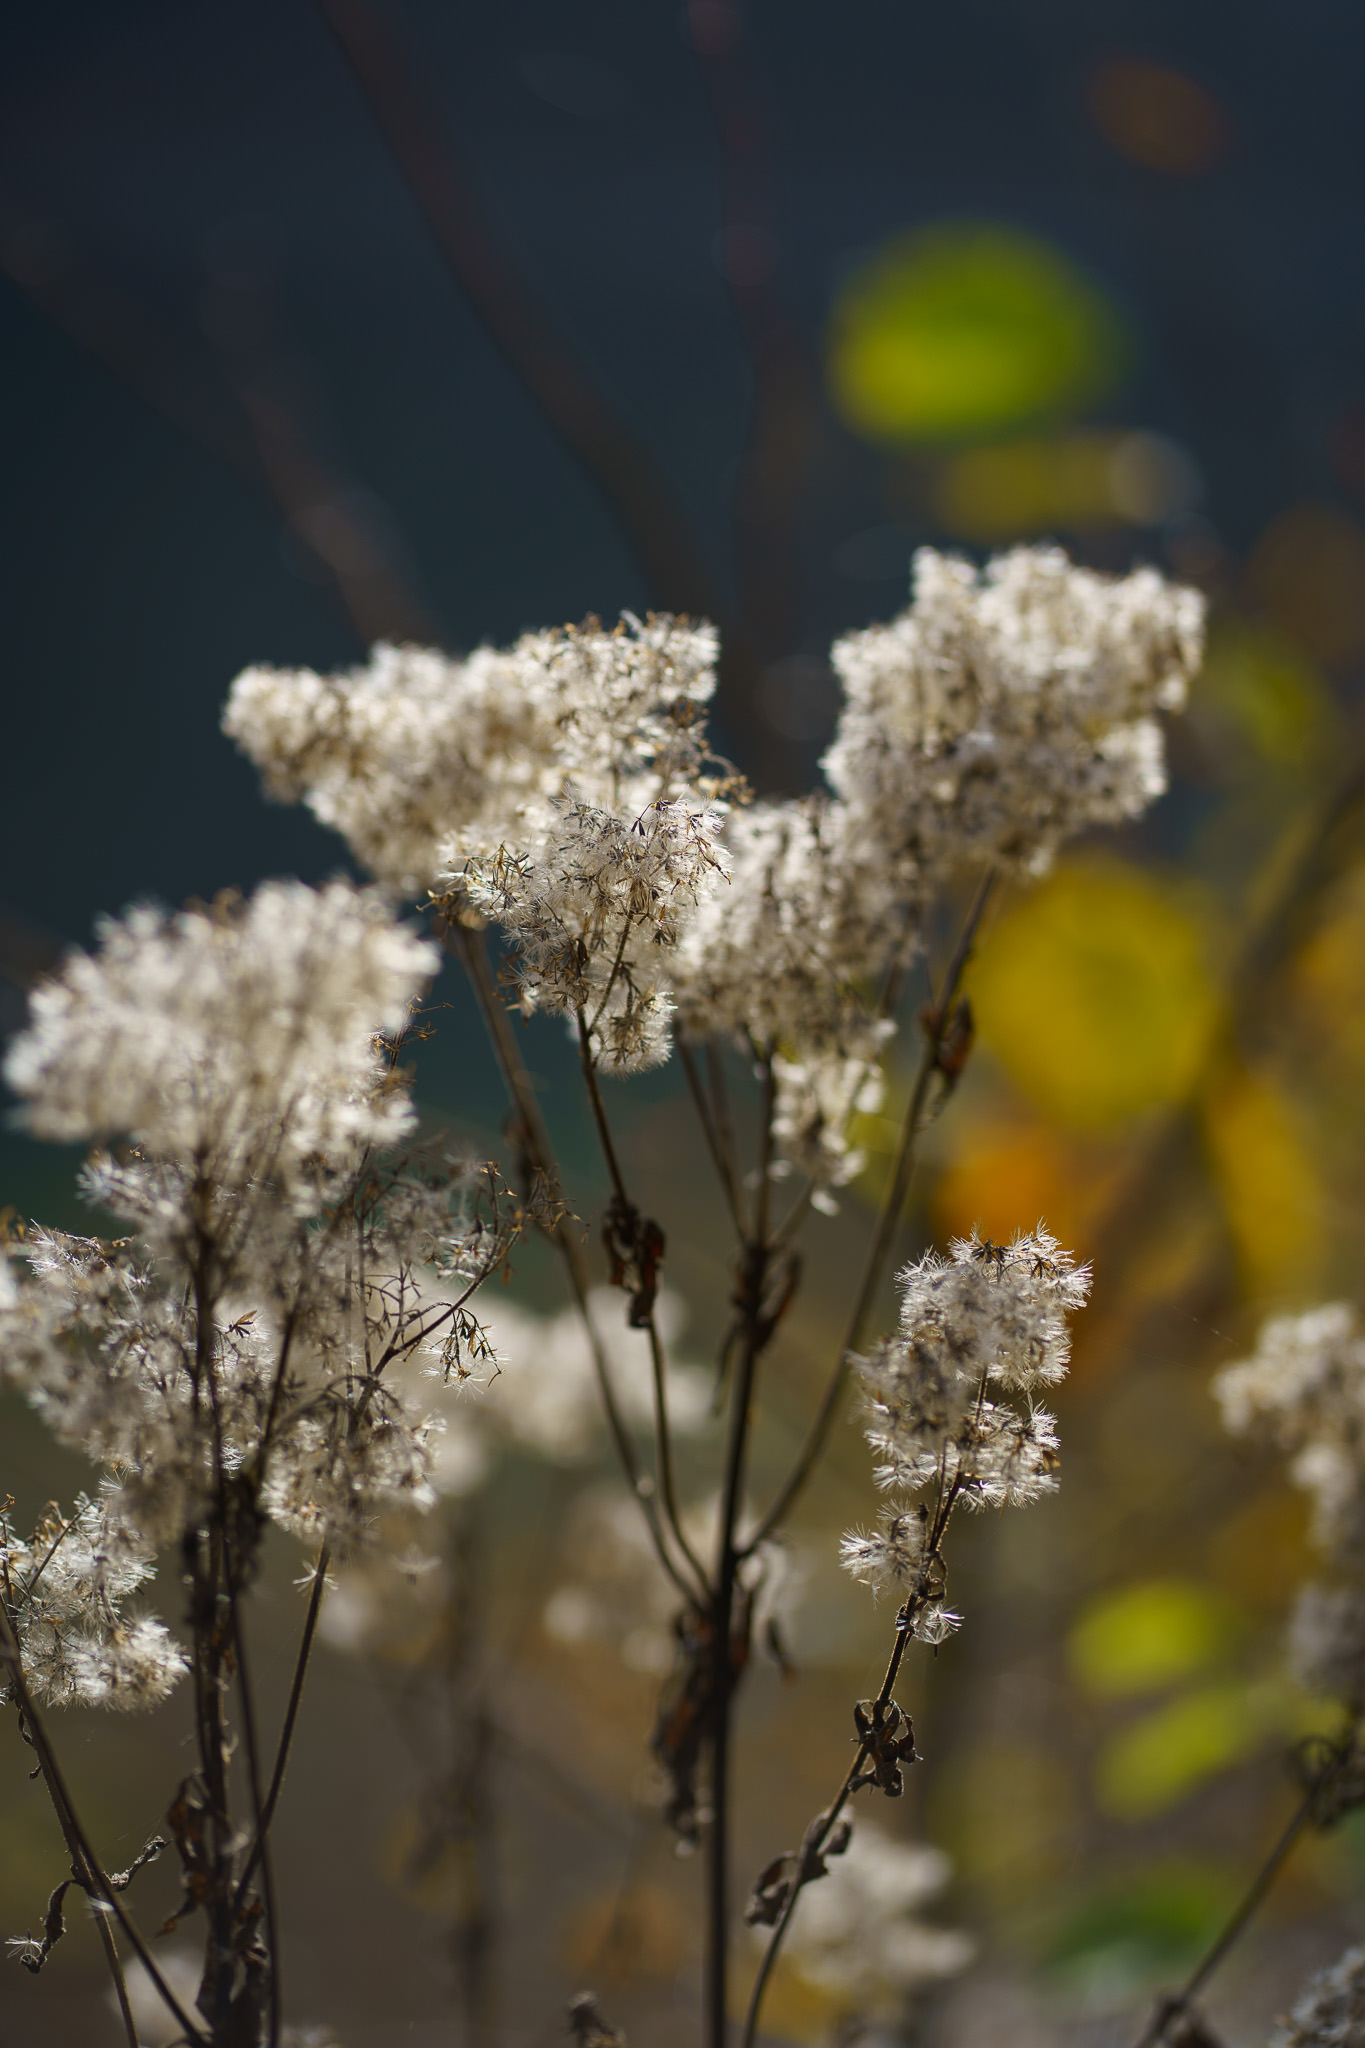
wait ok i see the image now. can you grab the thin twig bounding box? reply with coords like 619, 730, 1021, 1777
574, 1012, 632, 1210
313, 0, 721, 622
0, 1621, 208, 2046
706, 1048, 778, 2048
745, 869, 997, 1553
705, 1042, 743, 1214
234, 1546, 330, 1907
741, 1469, 965, 2048
1128, 1740, 1352, 2048
678, 1037, 748, 1237
577, 1010, 710, 1597
224, 1577, 282, 2048
447, 923, 699, 1602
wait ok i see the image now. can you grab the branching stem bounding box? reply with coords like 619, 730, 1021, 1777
576, 1009, 710, 1597
706, 1048, 778, 2048
0, 1611, 208, 2047
741, 1469, 964, 2048
746, 868, 997, 1553
1129, 1730, 1358, 2048
448, 922, 699, 1602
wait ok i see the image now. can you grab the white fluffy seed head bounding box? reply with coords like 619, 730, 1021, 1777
825, 545, 1204, 885
4, 880, 435, 1204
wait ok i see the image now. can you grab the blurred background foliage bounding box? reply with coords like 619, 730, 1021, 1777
5, 2, 1365, 2044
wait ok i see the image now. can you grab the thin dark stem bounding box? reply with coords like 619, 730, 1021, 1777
575, 1011, 632, 1208
448, 923, 698, 1601
741, 1469, 963, 2048
2, 1638, 140, 2048
314, 0, 721, 622
644, 1318, 711, 1591
705, 1042, 743, 1213
1128, 1755, 1343, 2048
235, 1546, 330, 1907
225, 1583, 282, 2048
576, 1009, 710, 1597
740, 1613, 916, 2048
745, 869, 997, 1553
0, 1617, 208, 2046
706, 1050, 778, 2048
678, 1037, 748, 1237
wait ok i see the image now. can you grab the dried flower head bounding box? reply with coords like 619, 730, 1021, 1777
826, 545, 1204, 886
225, 613, 723, 900
4, 880, 435, 1225
843, 1228, 1089, 1639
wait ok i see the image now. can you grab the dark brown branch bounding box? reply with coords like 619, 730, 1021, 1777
576, 1011, 711, 1598
678, 1037, 749, 1238
745, 869, 997, 1552
234, 1546, 330, 1907
1128, 1732, 1359, 2048
446, 923, 700, 1602
705, 1047, 778, 2048
0, 1619, 207, 2046
741, 1465, 966, 2048
314, 0, 723, 623
686, 0, 820, 783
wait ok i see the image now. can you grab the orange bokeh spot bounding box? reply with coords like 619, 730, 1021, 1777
930, 1116, 1123, 1271
1088, 57, 1230, 176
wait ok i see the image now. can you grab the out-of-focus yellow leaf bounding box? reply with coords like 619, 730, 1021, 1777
971, 862, 1220, 1132
827, 223, 1127, 446
1193, 620, 1337, 771
1068, 1579, 1241, 1698
1095, 1681, 1265, 1819
1201, 1062, 1325, 1296
935, 429, 1198, 542
1291, 868, 1365, 1071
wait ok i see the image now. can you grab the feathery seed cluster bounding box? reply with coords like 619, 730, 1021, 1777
842, 1229, 1090, 1642
224, 548, 1202, 1174
0, 884, 517, 1711
826, 545, 1202, 883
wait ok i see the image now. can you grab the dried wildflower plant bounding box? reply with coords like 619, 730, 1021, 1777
2, 547, 1214, 2047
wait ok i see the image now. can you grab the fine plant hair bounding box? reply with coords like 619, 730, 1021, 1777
10, 544, 1355, 2046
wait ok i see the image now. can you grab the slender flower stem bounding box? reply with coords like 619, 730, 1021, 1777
235, 1546, 330, 1907
0, 1634, 139, 2048
0, 1614, 208, 2047
745, 869, 997, 1554
448, 921, 699, 1601
678, 1036, 748, 1238
1129, 1734, 1355, 2048
740, 1618, 915, 2048
741, 1473, 962, 2048
576, 1010, 710, 1597
225, 1574, 282, 2048
575, 1011, 632, 1207
706, 1049, 778, 2048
